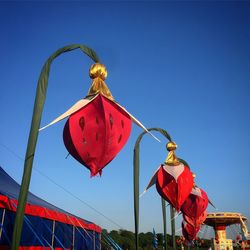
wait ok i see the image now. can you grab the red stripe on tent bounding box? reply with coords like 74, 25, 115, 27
0, 195, 101, 233
19, 247, 50, 250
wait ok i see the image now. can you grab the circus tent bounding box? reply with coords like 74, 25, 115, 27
0, 166, 101, 249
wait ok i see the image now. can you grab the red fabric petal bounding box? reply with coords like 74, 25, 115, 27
183, 211, 207, 228
182, 220, 200, 241
181, 187, 208, 219
63, 94, 132, 176
156, 164, 194, 211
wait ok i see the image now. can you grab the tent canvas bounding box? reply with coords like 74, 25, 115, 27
0, 166, 101, 249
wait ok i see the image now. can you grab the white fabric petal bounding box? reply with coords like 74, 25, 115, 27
163, 163, 184, 182
39, 95, 98, 131
140, 165, 161, 197
191, 187, 202, 197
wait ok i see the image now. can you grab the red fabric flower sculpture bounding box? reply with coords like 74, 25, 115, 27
180, 177, 209, 241
182, 220, 200, 242
40, 63, 157, 176
63, 94, 132, 176
181, 187, 208, 219
183, 210, 207, 229
143, 142, 194, 211
156, 163, 194, 211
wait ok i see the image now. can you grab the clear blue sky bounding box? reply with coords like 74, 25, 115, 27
0, 1, 249, 236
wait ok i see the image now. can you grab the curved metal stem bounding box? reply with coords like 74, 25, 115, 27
133, 128, 172, 250
11, 44, 99, 250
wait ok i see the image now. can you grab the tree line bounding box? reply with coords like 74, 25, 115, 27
101, 229, 211, 250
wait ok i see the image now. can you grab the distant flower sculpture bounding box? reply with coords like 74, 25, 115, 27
181, 186, 208, 219
182, 220, 200, 242
41, 63, 157, 176
145, 142, 194, 211
183, 210, 207, 229
181, 175, 209, 242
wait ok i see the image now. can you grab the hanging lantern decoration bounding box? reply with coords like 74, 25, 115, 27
155, 142, 194, 211
181, 186, 209, 219
40, 63, 157, 176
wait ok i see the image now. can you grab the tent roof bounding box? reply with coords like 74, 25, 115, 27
0, 166, 101, 232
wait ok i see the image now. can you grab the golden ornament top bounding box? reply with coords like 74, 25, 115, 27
89, 63, 108, 80
87, 63, 114, 101
165, 141, 180, 166
166, 141, 177, 151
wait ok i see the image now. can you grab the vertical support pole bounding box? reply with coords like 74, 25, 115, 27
51, 220, 55, 248
170, 205, 176, 250
133, 140, 141, 250
93, 231, 96, 250
161, 198, 167, 250
99, 233, 101, 250
72, 226, 75, 250
0, 209, 6, 240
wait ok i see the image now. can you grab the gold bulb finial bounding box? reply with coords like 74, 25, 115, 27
87, 63, 114, 100
167, 141, 177, 151
165, 141, 180, 166
89, 63, 108, 80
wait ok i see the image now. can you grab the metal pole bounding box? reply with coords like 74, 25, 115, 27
0, 209, 6, 240
72, 226, 75, 250
161, 198, 167, 250
51, 220, 55, 248
170, 205, 176, 250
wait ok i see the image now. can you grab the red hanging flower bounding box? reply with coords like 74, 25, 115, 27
63, 94, 132, 176
182, 220, 200, 242
156, 163, 194, 211
40, 63, 157, 177
183, 210, 207, 228
181, 187, 208, 219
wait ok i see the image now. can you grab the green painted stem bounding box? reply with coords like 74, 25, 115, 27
11, 44, 99, 250
170, 205, 176, 250
133, 128, 172, 250
161, 198, 167, 250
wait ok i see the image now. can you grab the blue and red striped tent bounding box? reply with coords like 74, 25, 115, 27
0, 166, 101, 249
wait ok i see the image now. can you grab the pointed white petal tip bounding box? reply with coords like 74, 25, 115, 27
139, 190, 147, 198
39, 124, 51, 131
